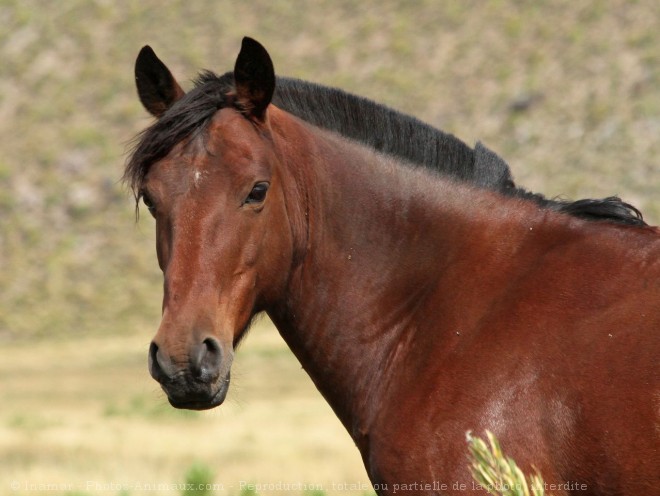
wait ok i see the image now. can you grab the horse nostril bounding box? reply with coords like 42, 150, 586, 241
148, 341, 162, 380
148, 341, 178, 381
191, 337, 223, 380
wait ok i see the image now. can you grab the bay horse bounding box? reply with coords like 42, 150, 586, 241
126, 38, 659, 495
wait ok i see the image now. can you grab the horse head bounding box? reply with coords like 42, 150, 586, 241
129, 38, 294, 409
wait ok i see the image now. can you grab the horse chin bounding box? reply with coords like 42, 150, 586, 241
166, 373, 231, 411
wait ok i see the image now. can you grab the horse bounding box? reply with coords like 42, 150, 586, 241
126, 38, 659, 495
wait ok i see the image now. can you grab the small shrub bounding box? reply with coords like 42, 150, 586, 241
467, 430, 548, 496
182, 462, 215, 496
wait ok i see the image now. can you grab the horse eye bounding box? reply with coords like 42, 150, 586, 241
142, 193, 156, 214
245, 182, 269, 204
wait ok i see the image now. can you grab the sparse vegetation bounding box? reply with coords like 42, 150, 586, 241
239, 487, 258, 496
467, 431, 547, 496
303, 490, 327, 496
182, 462, 215, 496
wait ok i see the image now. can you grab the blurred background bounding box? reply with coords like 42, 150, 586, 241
0, 1, 657, 494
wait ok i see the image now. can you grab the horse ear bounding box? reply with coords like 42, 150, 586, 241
135, 45, 185, 118
233, 37, 275, 121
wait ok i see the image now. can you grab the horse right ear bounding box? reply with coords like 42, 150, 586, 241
134, 46, 185, 117
233, 37, 275, 121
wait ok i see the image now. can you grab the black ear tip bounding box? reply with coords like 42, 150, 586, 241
241, 36, 258, 47
235, 36, 274, 79
137, 45, 156, 62
240, 37, 269, 57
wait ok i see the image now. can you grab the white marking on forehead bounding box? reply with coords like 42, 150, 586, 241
193, 170, 204, 187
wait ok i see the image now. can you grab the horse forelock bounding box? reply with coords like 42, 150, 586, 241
124, 71, 235, 200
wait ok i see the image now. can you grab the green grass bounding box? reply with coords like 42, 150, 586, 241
239, 487, 258, 496
182, 462, 215, 496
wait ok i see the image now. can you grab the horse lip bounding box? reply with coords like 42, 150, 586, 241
167, 385, 227, 410
165, 375, 230, 411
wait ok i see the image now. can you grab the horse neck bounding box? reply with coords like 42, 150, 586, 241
266, 107, 487, 438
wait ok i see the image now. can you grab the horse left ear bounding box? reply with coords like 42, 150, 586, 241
234, 37, 275, 121
135, 46, 185, 118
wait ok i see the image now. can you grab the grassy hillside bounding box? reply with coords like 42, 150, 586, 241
1, 0, 658, 341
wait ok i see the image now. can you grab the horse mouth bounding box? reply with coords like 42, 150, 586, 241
163, 373, 231, 411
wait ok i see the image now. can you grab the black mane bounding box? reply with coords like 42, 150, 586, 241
125, 71, 645, 226
270, 76, 644, 226
272, 77, 515, 190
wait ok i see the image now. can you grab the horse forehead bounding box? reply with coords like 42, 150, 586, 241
206, 109, 268, 159
147, 138, 207, 184
147, 109, 267, 191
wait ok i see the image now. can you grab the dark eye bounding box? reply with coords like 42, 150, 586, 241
142, 193, 156, 215
245, 182, 269, 205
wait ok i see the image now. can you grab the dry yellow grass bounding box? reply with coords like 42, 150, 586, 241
0, 318, 370, 495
